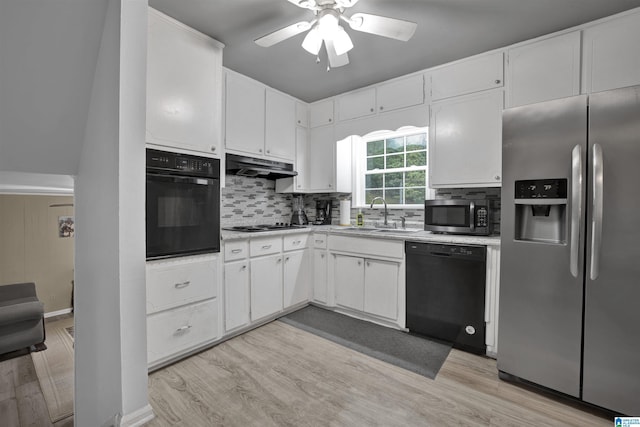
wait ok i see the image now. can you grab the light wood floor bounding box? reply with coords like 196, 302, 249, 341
147, 320, 612, 427
0, 314, 74, 427
0, 317, 613, 426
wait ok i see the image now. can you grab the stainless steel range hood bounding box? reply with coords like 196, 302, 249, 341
225, 153, 297, 180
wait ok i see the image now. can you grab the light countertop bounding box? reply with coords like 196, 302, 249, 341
222, 225, 501, 246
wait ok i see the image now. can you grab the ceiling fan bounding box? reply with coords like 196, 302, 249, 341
255, 0, 418, 69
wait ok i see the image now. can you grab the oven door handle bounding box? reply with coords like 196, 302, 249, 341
147, 173, 216, 185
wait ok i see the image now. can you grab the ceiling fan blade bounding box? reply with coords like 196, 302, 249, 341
286, 0, 317, 10
325, 39, 350, 68
335, 0, 360, 7
255, 21, 312, 47
347, 13, 417, 41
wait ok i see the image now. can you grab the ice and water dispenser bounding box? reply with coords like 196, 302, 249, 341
514, 179, 568, 244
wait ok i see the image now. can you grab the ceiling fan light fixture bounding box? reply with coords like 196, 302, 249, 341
332, 25, 353, 56
318, 9, 340, 39
302, 26, 323, 55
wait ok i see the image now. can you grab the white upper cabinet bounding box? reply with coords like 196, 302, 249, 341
429, 89, 503, 188
336, 74, 425, 123
225, 71, 295, 162
295, 102, 309, 127
376, 74, 425, 113
307, 124, 335, 191
146, 8, 224, 155
431, 52, 504, 101
337, 88, 377, 121
582, 11, 640, 94
309, 99, 335, 128
225, 71, 265, 155
506, 32, 581, 108
265, 90, 296, 160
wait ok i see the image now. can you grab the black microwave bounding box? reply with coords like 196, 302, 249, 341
424, 199, 492, 235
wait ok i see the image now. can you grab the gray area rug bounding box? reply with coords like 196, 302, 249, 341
279, 305, 451, 379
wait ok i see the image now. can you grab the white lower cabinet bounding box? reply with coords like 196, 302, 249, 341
334, 255, 365, 311
312, 250, 328, 304
330, 235, 404, 325
146, 255, 217, 314
224, 260, 250, 333
334, 255, 399, 320
363, 259, 399, 320
250, 254, 283, 321
283, 249, 310, 308
485, 245, 501, 357
146, 253, 220, 368
312, 233, 329, 304
147, 298, 219, 366
223, 233, 311, 328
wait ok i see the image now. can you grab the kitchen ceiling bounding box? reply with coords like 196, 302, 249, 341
149, 0, 640, 102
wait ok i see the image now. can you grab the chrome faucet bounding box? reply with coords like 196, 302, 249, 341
370, 196, 389, 227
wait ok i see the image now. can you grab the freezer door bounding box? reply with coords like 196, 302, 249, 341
583, 85, 640, 415
498, 95, 587, 397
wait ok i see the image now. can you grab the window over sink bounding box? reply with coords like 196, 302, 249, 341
352, 127, 433, 208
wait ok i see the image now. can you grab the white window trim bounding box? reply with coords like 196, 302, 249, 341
351, 126, 434, 209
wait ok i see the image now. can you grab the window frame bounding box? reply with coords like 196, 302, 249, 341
352, 126, 433, 209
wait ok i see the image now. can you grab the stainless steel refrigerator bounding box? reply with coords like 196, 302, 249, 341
498, 85, 640, 415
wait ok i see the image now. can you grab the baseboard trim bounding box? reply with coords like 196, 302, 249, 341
120, 404, 155, 427
45, 308, 73, 318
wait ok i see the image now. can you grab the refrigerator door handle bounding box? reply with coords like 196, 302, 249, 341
590, 143, 604, 280
570, 145, 582, 278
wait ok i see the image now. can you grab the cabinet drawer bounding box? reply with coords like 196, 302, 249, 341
328, 235, 404, 259
284, 233, 309, 251
224, 239, 249, 261
147, 299, 219, 365
250, 236, 282, 257
313, 233, 328, 249
146, 255, 218, 314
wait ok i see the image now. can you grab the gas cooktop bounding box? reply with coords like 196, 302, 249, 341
222, 223, 309, 233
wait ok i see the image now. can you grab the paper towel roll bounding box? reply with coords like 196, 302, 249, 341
339, 200, 351, 226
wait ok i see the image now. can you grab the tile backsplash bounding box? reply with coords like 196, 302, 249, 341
221, 176, 291, 226
221, 176, 501, 234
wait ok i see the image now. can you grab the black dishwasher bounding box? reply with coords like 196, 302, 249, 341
405, 241, 486, 354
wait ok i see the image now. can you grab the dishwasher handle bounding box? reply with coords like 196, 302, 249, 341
429, 252, 453, 257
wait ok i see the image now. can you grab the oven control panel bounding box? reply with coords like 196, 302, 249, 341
146, 149, 219, 177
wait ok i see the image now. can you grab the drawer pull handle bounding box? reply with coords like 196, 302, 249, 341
262, 245, 272, 249
175, 325, 192, 334
174, 281, 190, 289
315, 240, 324, 244
293, 240, 301, 245
231, 249, 242, 254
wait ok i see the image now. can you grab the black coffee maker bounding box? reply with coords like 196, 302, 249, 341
314, 200, 332, 225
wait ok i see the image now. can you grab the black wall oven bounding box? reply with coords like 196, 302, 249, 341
146, 149, 220, 259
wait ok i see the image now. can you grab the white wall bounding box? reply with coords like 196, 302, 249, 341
74, 0, 150, 425
0, 0, 106, 175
